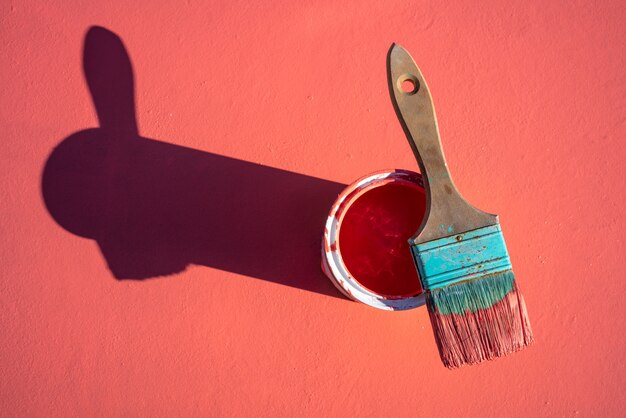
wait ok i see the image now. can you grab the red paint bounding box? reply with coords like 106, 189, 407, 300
339, 181, 425, 296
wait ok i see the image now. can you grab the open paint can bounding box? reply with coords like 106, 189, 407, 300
322, 169, 427, 310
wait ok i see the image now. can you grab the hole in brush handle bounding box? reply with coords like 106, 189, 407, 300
398, 73, 420, 95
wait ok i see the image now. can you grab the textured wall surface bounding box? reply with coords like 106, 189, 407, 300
1, 1, 625, 416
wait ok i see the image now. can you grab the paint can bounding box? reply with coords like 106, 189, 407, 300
322, 169, 426, 310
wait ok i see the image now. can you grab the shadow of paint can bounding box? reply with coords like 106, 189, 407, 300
322, 169, 427, 310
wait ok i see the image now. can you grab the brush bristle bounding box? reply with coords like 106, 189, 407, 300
425, 271, 533, 368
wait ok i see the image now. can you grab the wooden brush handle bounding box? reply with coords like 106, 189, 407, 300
387, 44, 497, 244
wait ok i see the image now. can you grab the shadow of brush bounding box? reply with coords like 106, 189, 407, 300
41, 26, 346, 298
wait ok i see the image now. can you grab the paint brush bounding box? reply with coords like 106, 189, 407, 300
387, 44, 533, 368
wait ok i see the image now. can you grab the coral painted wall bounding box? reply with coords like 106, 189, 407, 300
1, 0, 625, 416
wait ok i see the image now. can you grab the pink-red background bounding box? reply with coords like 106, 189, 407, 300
1, 1, 625, 416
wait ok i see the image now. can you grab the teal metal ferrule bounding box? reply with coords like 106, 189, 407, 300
410, 224, 512, 291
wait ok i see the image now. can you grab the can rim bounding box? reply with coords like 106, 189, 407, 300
322, 169, 426, 311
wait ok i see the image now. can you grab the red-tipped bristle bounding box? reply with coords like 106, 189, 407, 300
427, 281, 533, 368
